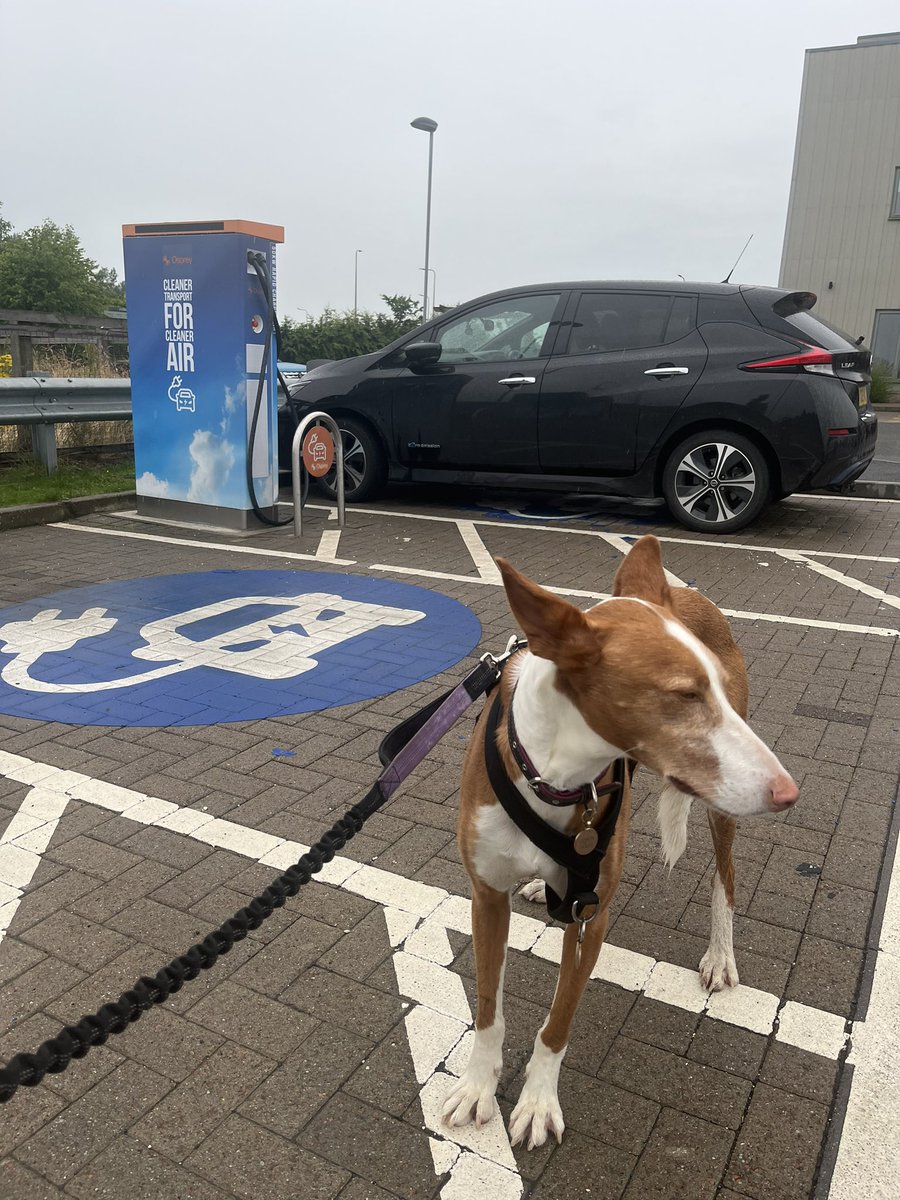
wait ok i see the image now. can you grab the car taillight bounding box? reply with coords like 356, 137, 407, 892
740, 344, 834, 375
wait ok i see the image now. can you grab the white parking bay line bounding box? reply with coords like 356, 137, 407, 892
48, 522, 356, 566
0, 750, 850, 1059
784, 493, 900, 505
47, 514, 899, 636
599, 532, 688, 588
369, 560, 900, 637
315, 529, 344, 561
306, 502, 900, 562
456, 521, 503, 583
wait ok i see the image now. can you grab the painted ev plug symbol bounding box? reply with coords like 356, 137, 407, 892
167, 375, 197, 412
0, 607, 118, 656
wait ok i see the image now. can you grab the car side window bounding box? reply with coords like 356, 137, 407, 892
566, 293, 697, 354
434, 294, 561, 363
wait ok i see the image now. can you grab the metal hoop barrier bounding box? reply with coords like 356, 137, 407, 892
291, 411, 346, 537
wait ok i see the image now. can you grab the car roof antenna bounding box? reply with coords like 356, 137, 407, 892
722, 234, 753, 284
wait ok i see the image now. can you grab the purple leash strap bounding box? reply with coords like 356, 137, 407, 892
375, 648, 519, 801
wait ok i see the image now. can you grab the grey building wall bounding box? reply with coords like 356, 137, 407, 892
779, 33, 900, 359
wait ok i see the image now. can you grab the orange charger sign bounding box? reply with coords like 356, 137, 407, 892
302, 426, 335, 477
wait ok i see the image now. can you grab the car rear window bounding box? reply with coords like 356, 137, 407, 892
782, 310, 861, 352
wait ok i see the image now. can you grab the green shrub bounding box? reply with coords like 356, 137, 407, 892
279, 295, 423, 364
870, 359, 897, 404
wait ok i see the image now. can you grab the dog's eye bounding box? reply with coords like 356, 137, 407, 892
675, 688, 702, 702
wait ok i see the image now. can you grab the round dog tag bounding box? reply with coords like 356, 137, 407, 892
574, 827, 599, 855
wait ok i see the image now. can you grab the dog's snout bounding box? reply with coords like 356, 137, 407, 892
768, 773, 799, 812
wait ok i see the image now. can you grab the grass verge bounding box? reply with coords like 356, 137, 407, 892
0, 457, 135, 507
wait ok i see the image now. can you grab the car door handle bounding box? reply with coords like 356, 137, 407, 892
644, 366, 689, 377
498, 375, 537, 386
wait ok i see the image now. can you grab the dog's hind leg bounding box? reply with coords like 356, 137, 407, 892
443, 880, 511, 1129
699, 809, 739, 991
509, 907, 609, 1150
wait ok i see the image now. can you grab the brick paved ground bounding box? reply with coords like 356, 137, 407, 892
0, 485, 898, 1199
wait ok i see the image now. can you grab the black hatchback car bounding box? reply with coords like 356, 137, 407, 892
284, 281, 877, 532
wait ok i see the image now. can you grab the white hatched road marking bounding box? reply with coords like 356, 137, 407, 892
827, 815, 900, 1197
0, 787, 69, 943
0, 749, 857, 1199
776, 549, 900, 612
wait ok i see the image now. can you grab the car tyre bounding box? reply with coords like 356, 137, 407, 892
662, 430, 770, 533
317, 417, 387, 503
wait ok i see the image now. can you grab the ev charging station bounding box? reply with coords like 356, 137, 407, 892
123, 219, 284, 530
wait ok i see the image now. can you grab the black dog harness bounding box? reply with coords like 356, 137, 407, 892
483, 687, 627, 925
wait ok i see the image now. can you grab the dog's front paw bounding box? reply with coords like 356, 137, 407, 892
442, 1072, 499, 1129
508, 1086, 565, 1150
699, 947, 739, 991
519, 879, 546, 904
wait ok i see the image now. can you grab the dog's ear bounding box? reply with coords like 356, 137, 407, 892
496, 557, 599, 667
612, 536, 672, 608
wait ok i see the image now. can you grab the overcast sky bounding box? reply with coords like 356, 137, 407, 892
3, 1, 898, 320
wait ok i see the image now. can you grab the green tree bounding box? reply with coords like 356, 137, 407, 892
279, 295, 424, 364
0, 212, 124, 315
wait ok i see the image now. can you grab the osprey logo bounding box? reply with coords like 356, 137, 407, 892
0, 571, 481, 726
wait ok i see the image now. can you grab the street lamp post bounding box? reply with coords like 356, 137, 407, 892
419, 267, 436, 317
353, 249, 362, 315
410, 116, 437, 321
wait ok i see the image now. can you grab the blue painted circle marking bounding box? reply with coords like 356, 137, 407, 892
0, 570, 482, 727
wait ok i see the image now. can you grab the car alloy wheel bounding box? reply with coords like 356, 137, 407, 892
663, 431, 770, 532
319, 417, 386, 503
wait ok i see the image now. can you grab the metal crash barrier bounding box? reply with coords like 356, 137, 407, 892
290, 410, 345, 537
0, 377, 132, 473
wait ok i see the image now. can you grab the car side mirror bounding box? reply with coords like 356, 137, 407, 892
405, 341, 443, 369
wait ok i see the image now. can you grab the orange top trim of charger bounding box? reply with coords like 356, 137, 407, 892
122, 220, 284, 241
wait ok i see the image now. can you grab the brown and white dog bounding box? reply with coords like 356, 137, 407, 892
443, 535, 798, 1150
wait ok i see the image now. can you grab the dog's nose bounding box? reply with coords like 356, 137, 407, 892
768, 774, 799, 812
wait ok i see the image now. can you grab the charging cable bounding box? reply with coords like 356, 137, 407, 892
246, 250, 307, 526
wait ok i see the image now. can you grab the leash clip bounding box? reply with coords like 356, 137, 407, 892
480, 635, 526, 682
572, 896, 600, 941
572, 893, 600, 970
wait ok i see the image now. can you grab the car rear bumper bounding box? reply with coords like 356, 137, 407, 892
802, 409, 878, 491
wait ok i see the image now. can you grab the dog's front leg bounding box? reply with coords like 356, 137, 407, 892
699, 810, 739, 990
509, 907, 609, 1150
443, 879, 511, 1129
